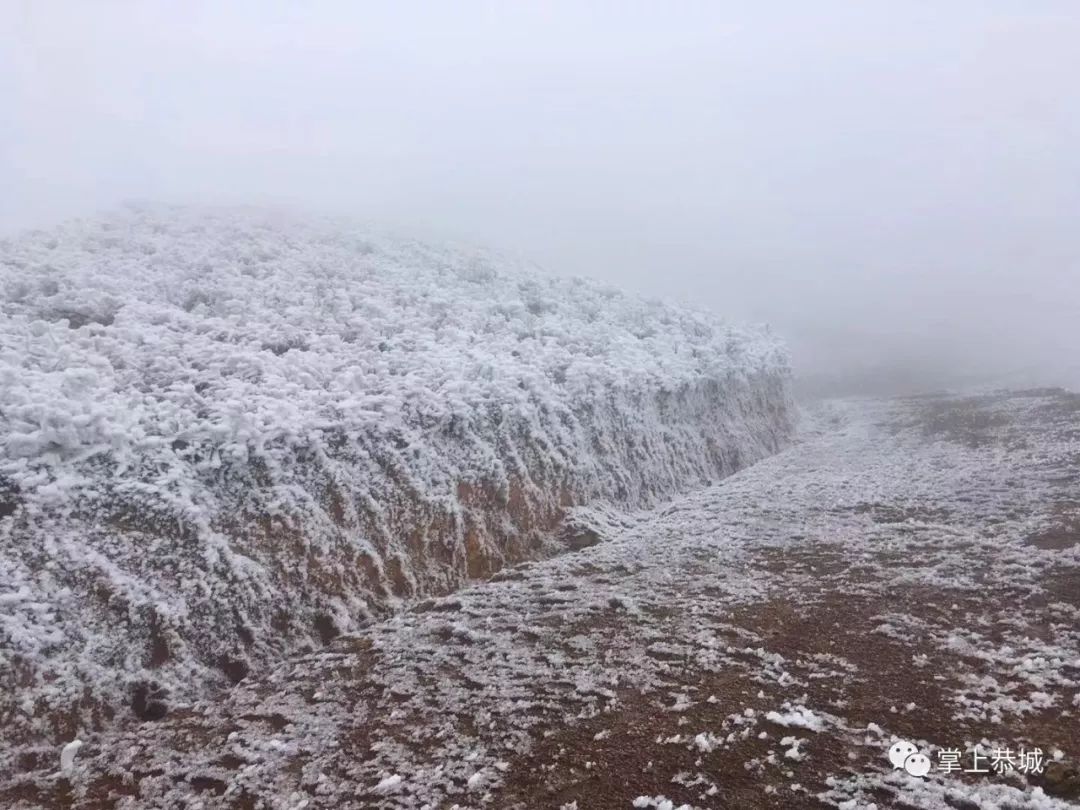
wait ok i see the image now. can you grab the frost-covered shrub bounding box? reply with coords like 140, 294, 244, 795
0, 204, 794, 751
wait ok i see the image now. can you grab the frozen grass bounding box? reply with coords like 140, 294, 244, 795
0, 204, 794, 756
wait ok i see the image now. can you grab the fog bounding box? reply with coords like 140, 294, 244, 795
4, 2, 1079, 393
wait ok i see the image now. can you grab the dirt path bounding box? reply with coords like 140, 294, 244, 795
5, 390, 1080, 809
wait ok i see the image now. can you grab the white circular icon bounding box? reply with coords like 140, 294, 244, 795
904, 752, 931, 777
888, 740, 918, 769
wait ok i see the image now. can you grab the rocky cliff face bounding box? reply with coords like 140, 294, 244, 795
0, 205, 795, 749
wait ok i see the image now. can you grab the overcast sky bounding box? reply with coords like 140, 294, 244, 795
3, 2, 1079, 389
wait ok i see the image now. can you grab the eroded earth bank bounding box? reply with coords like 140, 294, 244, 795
5, 389, 1080, 809
0, 207, 794, 801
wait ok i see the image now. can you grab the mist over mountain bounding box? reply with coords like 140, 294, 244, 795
3, 6, 1080, 809
4, 2, 1078, 393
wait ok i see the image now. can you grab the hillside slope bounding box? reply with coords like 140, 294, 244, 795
5, 391, 1078, 809
0, 205, 795, 752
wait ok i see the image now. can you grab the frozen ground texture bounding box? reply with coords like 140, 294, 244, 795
3, 389, 1077, 809
0, 206, 794, 756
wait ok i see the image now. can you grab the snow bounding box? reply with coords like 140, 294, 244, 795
822, 770, 1077, 810
466, 771, 485, 790
764, 704, 826, 733
82, 392, 1080, 807
781, 736, 805, 760
58, 739, 82, 773
4, 333, 1079, 808
0, 205, 794, 755
692, 732, 721, 753
373, 773, 403, 795
633, 797, 695, 810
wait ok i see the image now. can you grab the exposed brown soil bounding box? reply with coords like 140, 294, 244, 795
495, 547, 1080, 809
4, 389, 1079, 810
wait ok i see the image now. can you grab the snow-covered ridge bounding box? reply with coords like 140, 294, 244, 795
0, 205, 794, 748
2, 206, 784, 460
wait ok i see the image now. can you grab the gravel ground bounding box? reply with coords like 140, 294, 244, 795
4, 389, 1079, 809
